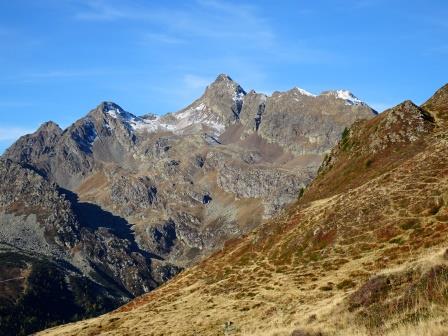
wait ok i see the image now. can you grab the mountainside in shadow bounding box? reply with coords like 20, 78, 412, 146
0, 74, 376, 335
0, 159, 178, 335
37, 83, 448, 336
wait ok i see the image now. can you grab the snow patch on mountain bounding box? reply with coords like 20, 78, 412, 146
104, 104, 175, 133
174, 103, 225, 135
233, 90, 245, 102
104, 101, 225, 136
293, 87, 316, 97
175, 103, 206, 120
106, 107, 144, 129
324, 90, 365, 106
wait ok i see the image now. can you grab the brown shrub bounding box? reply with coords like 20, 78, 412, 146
349, 275, 391, 311
291, 329, 323, 336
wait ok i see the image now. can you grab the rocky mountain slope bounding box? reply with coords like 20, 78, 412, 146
4, 74, 375, 265
0, 159, 178, 335
0, 74, 376, 334
38, 84, 448, 336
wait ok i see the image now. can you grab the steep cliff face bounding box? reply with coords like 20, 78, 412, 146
38, 84, 448, 336
239, 87, 375, 155
0, 159, 80, 253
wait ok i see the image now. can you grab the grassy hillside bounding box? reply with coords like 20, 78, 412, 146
39, 84, 448, 336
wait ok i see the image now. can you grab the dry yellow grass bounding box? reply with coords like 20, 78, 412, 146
39, 91, 448, 335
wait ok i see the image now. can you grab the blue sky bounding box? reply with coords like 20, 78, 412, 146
0, 0, 447, 153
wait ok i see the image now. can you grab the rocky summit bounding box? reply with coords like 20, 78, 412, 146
0, 74, 376, 335
37, 84, 448, 336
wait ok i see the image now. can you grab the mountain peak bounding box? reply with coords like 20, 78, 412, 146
391, 99, 435, 124
214, 73, 234, 83
90, 101, 144, 125
36, 121, 62, 134
169, 74, 247, 135
422, 83, 448, 119
83, 101, 159, 134
208, 73, 246, 95
99, 101, 125, 114
291, 87, 316, 97
87, 101, 124, 119
322, 89, 366, 106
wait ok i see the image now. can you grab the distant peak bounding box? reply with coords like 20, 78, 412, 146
100, 101, 124, 113
90, 101, 140, 121
37, 121, 62, 133
90, 101, 169, 133
102, 103, 141, 123
86, 101, 151, 133
88, 101, 123, 118
207, 73, 246, 96
292, 87, 316, 97
215, 73, 233, 82
322, 90, 365, 106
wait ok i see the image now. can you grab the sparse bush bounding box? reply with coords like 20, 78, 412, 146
298, 187, 305, 199
341, 127, 351, 151
400, 218, 420, 230
337, 279, 356, 290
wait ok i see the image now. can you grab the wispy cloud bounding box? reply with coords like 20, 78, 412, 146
74, 0, 140, 21
11, 0, 338, 112
27, 69, 105, 79
0, 68, 119, 84
0, 127, 34, 141
73, 0, 275, 47
147, 74, 213, 107
73, 0, 181, 22
350, 0, 385, 9
0, 101, 33, 108
183, 74, 211, 90
142, 32, 186, 45
70, 0, 335, 71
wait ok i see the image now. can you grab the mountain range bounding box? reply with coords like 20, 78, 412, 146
35, 83, 448, 336
1, 74, 381, 335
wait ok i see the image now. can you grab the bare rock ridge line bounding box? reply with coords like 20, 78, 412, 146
37, 83, 448, 336
0, 73, 376, 335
